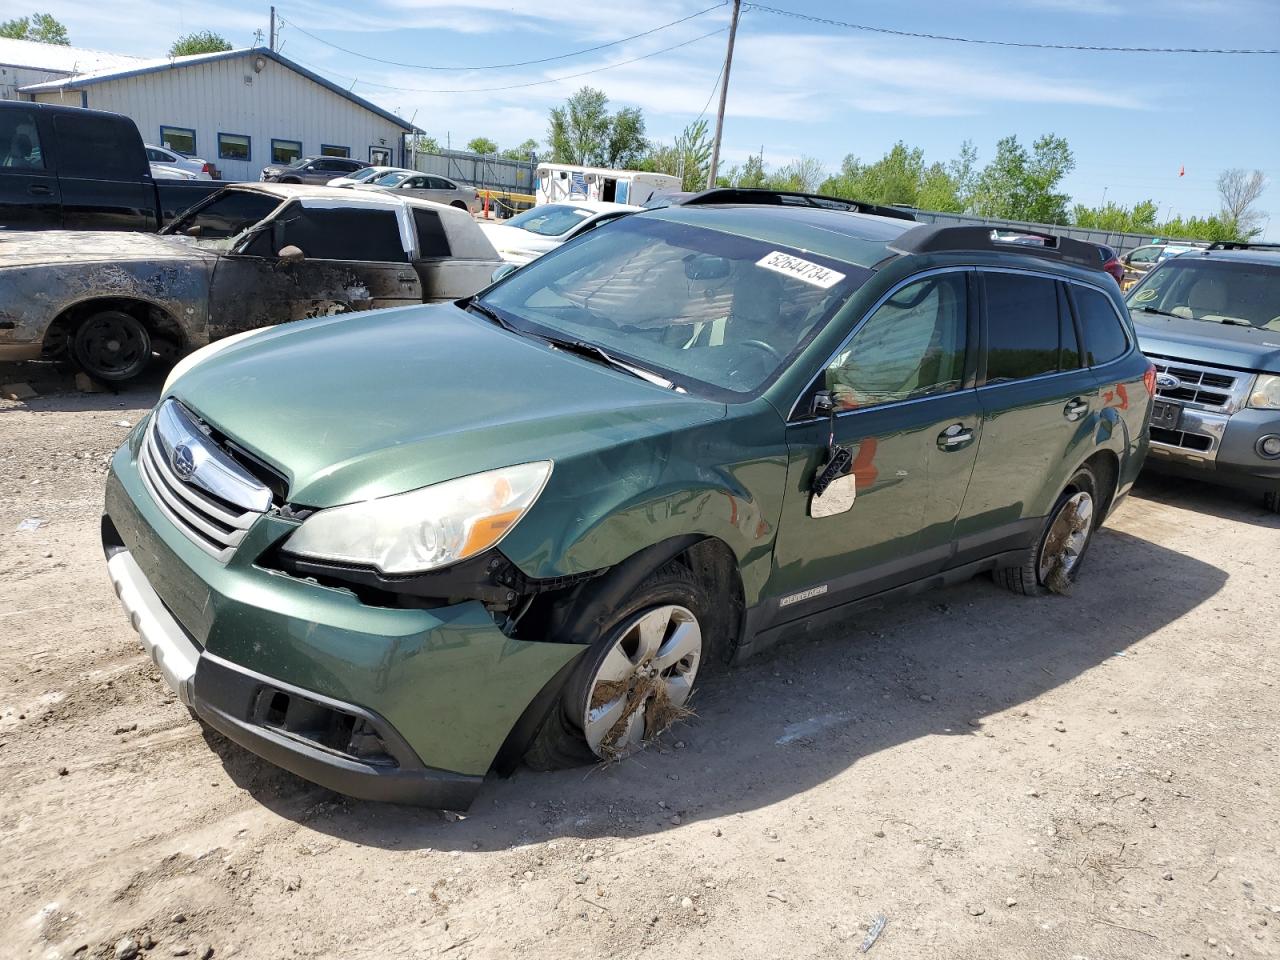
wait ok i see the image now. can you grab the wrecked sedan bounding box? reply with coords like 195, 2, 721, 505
0, 183, 502, 381
102, 207, 1152, 808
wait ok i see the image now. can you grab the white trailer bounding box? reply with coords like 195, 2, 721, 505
535, 164, 680, 206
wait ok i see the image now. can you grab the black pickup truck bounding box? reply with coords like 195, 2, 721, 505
1, 100, 224, 231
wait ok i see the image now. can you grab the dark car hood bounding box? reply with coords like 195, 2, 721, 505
1133, 313, 1280, 374
170, 304, 726, 506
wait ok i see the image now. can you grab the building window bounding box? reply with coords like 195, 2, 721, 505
320, 144, 350, 158
160, 125, 196, 156
369, 145, 392, 165
271, 139, 303, 164
218, 133, 251, 162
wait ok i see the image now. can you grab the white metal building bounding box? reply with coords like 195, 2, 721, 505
15, 47, 413, 181
0, 37, 142, 101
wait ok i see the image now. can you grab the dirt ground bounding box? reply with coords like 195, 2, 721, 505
3, 361, 1279, 960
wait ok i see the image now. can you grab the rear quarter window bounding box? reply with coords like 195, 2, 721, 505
412, 208, 451, 258
53, 114, 143, 180
1071, 286, 1130, 365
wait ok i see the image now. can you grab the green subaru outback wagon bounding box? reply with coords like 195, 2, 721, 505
102, 198, 1153, 807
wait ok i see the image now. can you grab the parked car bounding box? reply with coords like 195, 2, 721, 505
1096, 243, 1125, 285
150, 163, 199, 180
0, 183, 502, 379
1119, 242, 1200, 288
355, 171, 480, 213
99, 207, 1151, 808
1126, 242, 1280, 511
478, 200, 640, 264
144, 143, 213, 180
260, 156, 368, 184
326, 165, 413, 188
0, 100, 225, 231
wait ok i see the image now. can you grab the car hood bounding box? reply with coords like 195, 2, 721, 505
478, 224, 558, 260
170, 303, 727, 507
0, 230, 217, 268
1133, 313, 1280, 374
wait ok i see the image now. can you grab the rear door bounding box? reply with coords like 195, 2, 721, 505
0, 105, 61, 228
51, 112, 156, 230
952, 269, 1099, 565
207, 199, 422, 338
766, 269, 982, 623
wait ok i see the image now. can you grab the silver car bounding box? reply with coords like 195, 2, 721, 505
357, 171, 480, 214
260, 156, 369, 185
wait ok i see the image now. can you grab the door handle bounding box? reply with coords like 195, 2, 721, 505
1063, 397, 1090, 421
937, 423, 974, 450
28, 183, 52, 196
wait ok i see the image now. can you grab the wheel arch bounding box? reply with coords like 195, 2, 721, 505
44, 296, 188, 358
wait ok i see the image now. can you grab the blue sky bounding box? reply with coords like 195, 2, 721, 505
42, 0, 1280, 233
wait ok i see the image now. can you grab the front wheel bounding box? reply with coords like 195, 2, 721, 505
996, 465, 1100, 596
73, 310, 151, 382
524, 562, 712, 769
1264, 490, 1279, 514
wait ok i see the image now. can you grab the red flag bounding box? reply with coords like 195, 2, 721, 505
1178, 165, 1185, 177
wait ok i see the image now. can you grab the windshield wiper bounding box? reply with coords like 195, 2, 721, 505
466, 299, 522, 335
539, 334, 676, 390
1216, 317, 1259, 329
1132, 305, 1183, 320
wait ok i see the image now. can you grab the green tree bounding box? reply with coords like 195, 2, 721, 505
547, 87, 646, 168
1217, 168, 1268, 238
719, 151, 767, 189
465, 136, 498, 155
500, 138, 539, 161
640, 119, 712, 190
766, 156, 826, 193
169, 30, 232, 56
410, 134, 441, 155
1071, 199, 1159, 233
1, 12, 70, 44
972, 134, 1075, 223
818, 142, 961, 211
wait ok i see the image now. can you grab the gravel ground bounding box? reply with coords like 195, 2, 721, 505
2, 361, 1278, 960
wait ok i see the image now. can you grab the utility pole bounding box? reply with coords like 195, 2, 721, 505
706, 0, 741, 190
269, 6, 276, 52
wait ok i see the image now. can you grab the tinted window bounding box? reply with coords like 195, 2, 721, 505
412, 208, 450, 258
54, 115, 143, 180
1058, 284, 1082, 370
984, 272, 1062, 381
826, 272, 967, 409
0, 108, 45, 170
1072, 287, 1130, 364
275, 205, 406, 262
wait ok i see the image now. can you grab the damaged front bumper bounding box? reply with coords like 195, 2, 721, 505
102, 440, 585, 807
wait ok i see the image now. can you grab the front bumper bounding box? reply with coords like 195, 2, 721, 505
1148, 405, 1280, 493
0, 341, 42, 362
102, 434, 584, 806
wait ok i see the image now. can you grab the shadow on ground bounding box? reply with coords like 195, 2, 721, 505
206, 521, 1227, 848
1131, 470, 1279, 529
0, 360, 167, 413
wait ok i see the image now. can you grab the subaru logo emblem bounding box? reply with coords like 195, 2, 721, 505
171, 443, 196, 480
1155, 373, 1181, 390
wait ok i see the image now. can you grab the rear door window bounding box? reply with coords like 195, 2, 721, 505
54, 114, 143, 180
982, 271, 1064, 382
1071, 285, 1130, 365
274, 205, 406, 262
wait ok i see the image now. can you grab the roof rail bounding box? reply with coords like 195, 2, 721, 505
888, 224, 1102, 270
1206, 240, 1280, 251
677, 188, 917, 222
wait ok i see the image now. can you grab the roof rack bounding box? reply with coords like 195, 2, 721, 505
1205, 241, 1280, 251
676, 188, 917, 222
887, 224, 1102, 271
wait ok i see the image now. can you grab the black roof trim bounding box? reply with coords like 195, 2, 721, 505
1206, 241, 1280, 252
676, 188, 917, 222
888, 225, 1101, 270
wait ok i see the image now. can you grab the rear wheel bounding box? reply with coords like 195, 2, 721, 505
451, 200, 468, 210
524, 562, 712, 770
73, 310, 151, 382
996, 465, 1100, 596
1264, 490, 1280, 514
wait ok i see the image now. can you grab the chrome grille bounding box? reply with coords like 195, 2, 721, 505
137, 402, 270, 562
1149, 356, 1248, 412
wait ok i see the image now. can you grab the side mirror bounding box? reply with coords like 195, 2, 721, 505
184, 225, 203, 238
811, 389, 835, 418
491, 262, 519, 283
277, 245, 305, 263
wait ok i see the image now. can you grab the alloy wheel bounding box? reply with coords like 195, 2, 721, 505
1038, 491, 1094, 584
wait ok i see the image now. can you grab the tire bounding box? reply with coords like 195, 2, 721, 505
996, 464, 1101, 597
1264, 490, 1280, 514
73, 310, 152, 382
451, 200, 468, 211
524, 561, 715, 770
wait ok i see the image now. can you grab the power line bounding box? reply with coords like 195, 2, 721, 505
693, 56, 727, 126
290, 26, 728, 94
744, 2, 1280, 55
278, 2, 727, 71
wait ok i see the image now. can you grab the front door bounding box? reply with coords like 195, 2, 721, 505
206, 200, 422, 338
0, 105, 60, 228
953, 269, 1101, 564
767, 270, 981, 624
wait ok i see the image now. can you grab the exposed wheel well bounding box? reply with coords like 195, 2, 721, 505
44, 298, 186, 359
1080, 449, 1120, 521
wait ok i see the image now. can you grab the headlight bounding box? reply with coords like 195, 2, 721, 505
282, 461, 552, 574
1250, 374, 1280, 410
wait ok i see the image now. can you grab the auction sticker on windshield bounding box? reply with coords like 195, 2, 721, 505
756, 251, 846, 289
